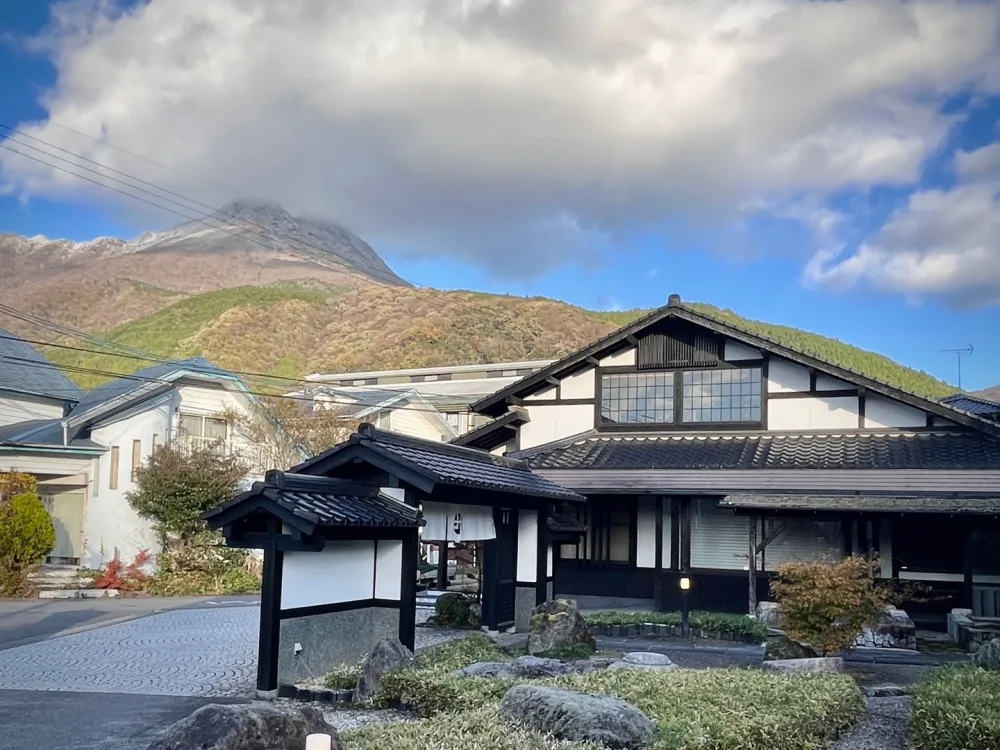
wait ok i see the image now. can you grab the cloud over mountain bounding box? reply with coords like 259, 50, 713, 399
2, 0, 999, 298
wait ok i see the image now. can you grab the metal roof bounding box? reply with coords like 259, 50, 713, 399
0, 327, 82, 402
721, 494, 1000, 515
0, 418, 102, 450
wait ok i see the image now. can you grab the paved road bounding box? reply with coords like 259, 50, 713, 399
0, 690, 247, 750
0, 595, 260, 650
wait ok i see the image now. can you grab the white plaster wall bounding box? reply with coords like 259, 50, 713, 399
864, 396, 927, 428
0, 394, 64, 427
282, 542, 376, 609
560, 369, 595, 400
0, 452, 92, 477
768, 396, 860, 430
525, 386, 557, 401
724, 340, 761, 361
518, 404, 594, 449
517, 510, 538, 583
374, 539, 403, 600
816, 374, 851, 390
547, 542, 553, 577
636, 497, 657, 568
389, 405, 449, 441
661, 507, 672, 569
599, 348, 636, 367
767, 360, 811, 393
84, 402, 172, 569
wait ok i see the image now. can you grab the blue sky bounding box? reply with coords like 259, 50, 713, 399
1, 1, 998, 391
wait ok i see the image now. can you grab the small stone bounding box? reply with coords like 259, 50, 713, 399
865, 684, 906, 698
354, 638, 415, 701
761, 657, 844, 675
499, 684, 656, 749
765, 634, 818, 661
606, 652, 679, 671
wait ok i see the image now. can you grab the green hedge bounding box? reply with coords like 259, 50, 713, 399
584, 610, 768, 641
348, 667, 863, 750
911, 666, 1000, 750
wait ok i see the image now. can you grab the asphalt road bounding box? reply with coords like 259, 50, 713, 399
0, 690, 247, 750
0, 595, 260, 650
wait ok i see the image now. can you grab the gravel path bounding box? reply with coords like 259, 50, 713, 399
832, 696, 912, 750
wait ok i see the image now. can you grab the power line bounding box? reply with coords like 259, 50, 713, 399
0, 122, 360, 274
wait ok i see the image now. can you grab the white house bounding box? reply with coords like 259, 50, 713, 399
0, 328, 267, 570
305, 386, 459, 443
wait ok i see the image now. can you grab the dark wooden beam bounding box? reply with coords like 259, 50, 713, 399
256, 544, 283, 695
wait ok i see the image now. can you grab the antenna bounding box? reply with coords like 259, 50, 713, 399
940, 344, 974, 390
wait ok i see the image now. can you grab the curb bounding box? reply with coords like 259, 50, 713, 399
278, 685, 356, 704
590, 623, 763, 645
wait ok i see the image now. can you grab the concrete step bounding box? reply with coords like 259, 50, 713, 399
37, 588, 119, 600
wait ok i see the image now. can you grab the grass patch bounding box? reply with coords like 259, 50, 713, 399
322, 662, 362, 690
910, 666, 1000, 750
584, 610, 768, 641
348, 667, 863, 750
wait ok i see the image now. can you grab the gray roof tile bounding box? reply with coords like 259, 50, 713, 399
942, 394, 1000, 420
516, 431, 1000, 471
721, 494, 1000, 515
0, 327, 82, 402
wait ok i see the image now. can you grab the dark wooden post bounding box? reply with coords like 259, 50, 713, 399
436, 517, 449, 591
256, 543, 283, 695
399, 529, 418, 651
536, 506, 549, 605
748, 515, 758, 617
653, 497, 664, 609
964, 522, 976, 613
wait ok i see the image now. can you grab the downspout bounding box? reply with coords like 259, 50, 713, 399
62, 421, 69, 447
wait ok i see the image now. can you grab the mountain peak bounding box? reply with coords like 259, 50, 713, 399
216, 199, 293, 222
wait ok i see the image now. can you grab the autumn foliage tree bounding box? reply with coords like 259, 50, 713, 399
770, 555, 888, 656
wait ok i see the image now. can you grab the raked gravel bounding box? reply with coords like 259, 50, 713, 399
832, 696, 911, 750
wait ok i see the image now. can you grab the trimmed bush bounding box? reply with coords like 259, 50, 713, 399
910, 666, 1000, 750
771, 556, 886, 655
415, 633, 510, 671
433, 592, 480, 628
584, 610, 768, 642
0, 490, 56, 597
349, 667, 864, 750
322, 662, 362, 690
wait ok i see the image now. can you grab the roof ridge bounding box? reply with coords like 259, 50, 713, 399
357, 423, 531, 469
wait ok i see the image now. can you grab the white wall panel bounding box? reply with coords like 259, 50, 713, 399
374, 539, 403, 601
724, 340, 761, 361
767, 360, 811, 393
864, 396, 927, 428
281, 542, 375, 609
691, 501, 755, 570
560, 369, 595, 400
525, 386, 557, 402
661, 503, 672, 569
0, 394, 63, 427
636, 496, 657, 568
518, 404, 594, 449
599, 348, 636, 367
816, 374, 851, 390
517, 510, 538, 583
768, 396, 860, 430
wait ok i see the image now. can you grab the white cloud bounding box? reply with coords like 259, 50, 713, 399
2, 0, 1000, 279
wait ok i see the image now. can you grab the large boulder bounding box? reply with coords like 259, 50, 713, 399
147, 703, 339, 750
527, 599, 596, 656
764, 634, 818, 661
973, 637, 1000, 670
354, 637, 415, 701
761, 657, 844, 675
454, 655, 611, 679
607, 652, 679, 672
499, 684, 656, 749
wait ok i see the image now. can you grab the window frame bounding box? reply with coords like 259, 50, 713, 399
178, 413, 231, 450
595, 360, 768, 432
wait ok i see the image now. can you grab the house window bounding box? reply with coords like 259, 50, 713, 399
179, 414, 229, 452
559, 500, 632, 564
681, 367, 761, 423
131, 440, 142, 482
109, 446, 120, 490
600, 372, 675, 424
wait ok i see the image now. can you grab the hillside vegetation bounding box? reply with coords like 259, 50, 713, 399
46, 283, 954, 399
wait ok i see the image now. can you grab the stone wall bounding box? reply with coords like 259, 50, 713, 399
277, 606, 400, 686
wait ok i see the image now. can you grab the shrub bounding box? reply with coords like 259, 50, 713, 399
322, 662, 362, 690
770, 555, 886, 655
910, 666, 1000, 750
583, 610, 768, 641
146, 533, 260, 596
415, 634, 510, 671
0, 489, 56, 597
432, 592, 480, 629
92, 549, 152, 592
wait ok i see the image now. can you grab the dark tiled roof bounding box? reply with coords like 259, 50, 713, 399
721, 494, 1000, 515
517, 431, 1000, 471
71, 357, 235, 418
451, 407, 528, 450
942, 394, 1000, 420
0, 327, 82, 402
0, 418, 103, 450
205, 471, 422, 528
297, 424, 583, 502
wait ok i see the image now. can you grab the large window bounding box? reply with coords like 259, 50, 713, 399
600, 372, 675, 424
600, 366, 763, 426
179, 414, 229, 452
682, 368, 761, 423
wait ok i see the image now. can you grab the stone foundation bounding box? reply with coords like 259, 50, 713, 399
947, 608, 1000, 653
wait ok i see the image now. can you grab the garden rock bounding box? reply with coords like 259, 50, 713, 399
761, 657, 844, 675
607, 652, 679, 672
147, 702, 340, 750
527, 599, 596, 656
764, 634, 818, 661
756, 601, 781, 628
499, 684, 656, 749
972, 637, 1000, 669
354, 638, 415, 701
453, 655, 609, 679
865, 684, 906, 698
